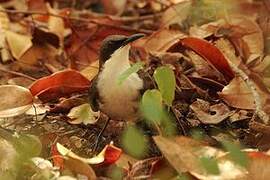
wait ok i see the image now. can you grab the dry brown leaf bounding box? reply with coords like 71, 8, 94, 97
154, 136, 247, 180
5, 30, 32, 60
186, 51, 226, 82
219, 77, 255, 110
135, 28, 186, 53
80, 61, 99, 81
0, 5, 11, 62
161, 0, 192, 27
47, 5, 65, 46
64, 158, 97, 180
0, 85, 33, 118
101, 0, 127, 15
190, 99, 234, 124
153, 136, 204, 174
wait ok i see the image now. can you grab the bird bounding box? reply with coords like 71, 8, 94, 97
89, 33, 145, 148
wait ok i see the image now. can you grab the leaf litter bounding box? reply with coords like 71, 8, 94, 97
0, 0, 269, 179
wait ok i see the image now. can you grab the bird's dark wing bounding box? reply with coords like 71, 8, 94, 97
88, 76, 99, 112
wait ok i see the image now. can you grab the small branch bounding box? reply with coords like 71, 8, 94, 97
0, 67, 37, 81
228, 62, 269, 124
0, 9, 153, 34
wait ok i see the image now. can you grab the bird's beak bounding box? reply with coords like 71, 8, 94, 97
122, 33, 145, 46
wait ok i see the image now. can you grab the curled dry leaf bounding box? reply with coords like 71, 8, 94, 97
0, 5, 11, 62
64, 158, 97, 180
134, 29, 186, 53
247, 152, 270, 180
228, 15, 263, 64
56, 142, 122, 165
67, 103, 100, 125
80, 60, 99, 81
25, 103, 49, 115
161, 0, 192, 27
181, 37, 234, 81
219, 77, 256, 110
29, 70, 91, 102
190, 99, 234, 124
47, 5, 66, 46
5, 30, 32, 60
0, 85, 33, 118
189, 15, 263, 64
154, 136, 247, 180
186, 51, 226, 83
101, 0, 127, 15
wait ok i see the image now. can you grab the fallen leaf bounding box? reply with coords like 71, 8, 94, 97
181, 37, 234, 81
247, 152, 270, 180
134, 28, 186, 53
190, 99, 234, 124
101, 0, 127, 15
49, 97, 85, 113
154, 136, 247, 179
64, 158, 97, 180
80, 60, 99, 81
161, 0, 191, 27
25, 103, 49, 115
29, 70, 91, 102
32, 27, 60, 48
67, 103, 100, 125
186, 51, 226, 82
0, 5, 11, 62
51, 143, 64, 169
47, 4, 66, 45
0, 85, 33, 118
228, 15, 264, 64
56, 142, 122, 165
5, 30, 32, 60
18, 44, 58, 70
27, 0, 47, 11
128, 157, 163, 179
219, 77, 255, 110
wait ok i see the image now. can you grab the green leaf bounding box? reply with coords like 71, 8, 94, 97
141, 89, 163, 124
117, 62, 144, 85
13, 134, 42, 159
154, 66, 176, 106
122, 125, 147, 158
222, 141, 249, 168
199, 156, 220, 175
67, 103, 100, 125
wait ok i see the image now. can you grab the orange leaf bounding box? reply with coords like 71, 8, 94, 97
51, 143, 64, 170
103, 144, 123, 165
30, 70, 90, 101
181, 37, 234, 81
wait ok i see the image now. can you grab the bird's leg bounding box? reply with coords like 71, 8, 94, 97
92, 117, 111, 153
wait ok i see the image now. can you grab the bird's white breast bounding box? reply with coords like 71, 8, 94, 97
97, 45, 143, 121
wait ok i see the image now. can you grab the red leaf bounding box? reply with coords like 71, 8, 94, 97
103, 144, 122, 165
30, 70, 90, 102
181, 37, 234, 81
51, 144, 64, 169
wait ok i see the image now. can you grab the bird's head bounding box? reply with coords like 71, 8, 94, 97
99, 34, 144, 66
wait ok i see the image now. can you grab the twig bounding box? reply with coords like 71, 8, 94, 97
228, 62, 269, 124
0, 9, 153, 34
0, 67, 37, 81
